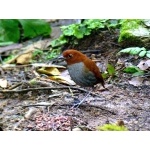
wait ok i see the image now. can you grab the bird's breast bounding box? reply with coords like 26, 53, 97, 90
67, 62, 98, 87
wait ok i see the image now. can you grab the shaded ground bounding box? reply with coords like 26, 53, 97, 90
0, 20, 150, 131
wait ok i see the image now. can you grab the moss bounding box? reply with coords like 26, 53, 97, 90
118, 19, 143, 42
118, 19, 150, 47
120, 19, 143, 30
96, 124, 128, 131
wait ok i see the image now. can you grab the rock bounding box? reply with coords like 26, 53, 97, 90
118, 19, 150, 48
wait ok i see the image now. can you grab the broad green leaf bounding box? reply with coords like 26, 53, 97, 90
129, 47, 143, 55
123, 66, 143, 73
146, 51, 150, 58
146, 53, 150, 58
0, 19, 20, 42
119, 47, 132, 53
139, 50, 147, 57
18, 19, 51, 39
118, 47, 146, 55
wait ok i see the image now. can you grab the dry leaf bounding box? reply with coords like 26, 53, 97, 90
37, 67, 60, 76
49, 76, 76, 85
129, 77, 144, 86
137, 60, 150, 70
0, 78, 7, 88
24, 108, 37, 119
16, 51, 33, 64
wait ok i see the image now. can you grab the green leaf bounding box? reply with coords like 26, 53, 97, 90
61, 24, 78, 36
84, 19, 106, 29
139, 50, 147, 57
130, 47, 143, 55
18, 19, 51, 39
123, 66, 143, 73
107, 64, 115, 76
0, 19, 20, 42
118, 47, 132, 53
132, 71, 145, 76
118, 47, 146, 55
146, 51, 150, 58
74, 27, 84, 39
0, 41, 14, 46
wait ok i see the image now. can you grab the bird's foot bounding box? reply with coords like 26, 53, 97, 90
71, 91, 91, 109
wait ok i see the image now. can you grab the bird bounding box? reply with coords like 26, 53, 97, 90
62, 49, 105, 107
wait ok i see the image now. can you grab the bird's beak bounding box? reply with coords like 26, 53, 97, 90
58, 54, 65, 60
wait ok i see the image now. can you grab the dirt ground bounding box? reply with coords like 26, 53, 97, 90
0, 21, 150, 131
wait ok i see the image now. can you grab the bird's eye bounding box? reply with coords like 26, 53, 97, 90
68, 54, 73, 58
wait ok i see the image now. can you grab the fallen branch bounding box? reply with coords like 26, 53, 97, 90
0, 86, 105, 98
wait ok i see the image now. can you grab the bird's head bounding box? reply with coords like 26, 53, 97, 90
62, 49, 86, 65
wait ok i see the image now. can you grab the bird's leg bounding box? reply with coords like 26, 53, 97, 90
72, 90, 92, 108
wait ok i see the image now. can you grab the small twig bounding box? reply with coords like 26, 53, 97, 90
22, 103, 116, 115
8, 82, 23, 90
48, 93, 62, 98
68, 87, 74, 97
0, 66, 4, 76
0, 86, 104, 98
0, 43, 23, 54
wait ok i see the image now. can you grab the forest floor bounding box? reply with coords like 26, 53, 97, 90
0, 20, 150, 131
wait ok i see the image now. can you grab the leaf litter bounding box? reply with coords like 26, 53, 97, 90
0, 21, 150, 131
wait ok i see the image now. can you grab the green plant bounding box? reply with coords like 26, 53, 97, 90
102, 63, 116, 79
19, 19, 51, 39
118, 47, 150, 58
0, 19, 20, 43
50, 19, 121, 48
0, 19, 51, 43
96, 124, 128, 131
123, 66, 145, 76
46, 49, 61, 60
